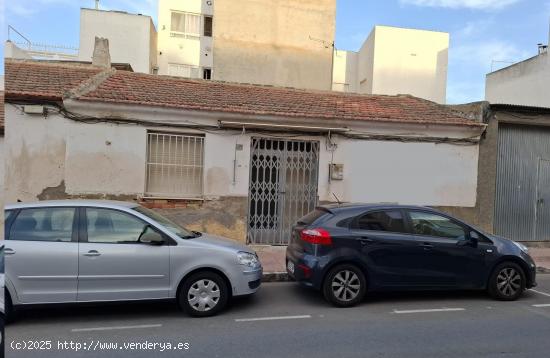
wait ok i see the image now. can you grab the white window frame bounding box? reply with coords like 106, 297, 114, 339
145, 132, 205, 199
170, 11, 201, 39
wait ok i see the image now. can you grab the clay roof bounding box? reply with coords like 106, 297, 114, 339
5, 59, 483, 128
5, 60, 103, 102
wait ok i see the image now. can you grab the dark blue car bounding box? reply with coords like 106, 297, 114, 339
286, 204, 537, 307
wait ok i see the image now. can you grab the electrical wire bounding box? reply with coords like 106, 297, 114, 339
8, 101, 481, 145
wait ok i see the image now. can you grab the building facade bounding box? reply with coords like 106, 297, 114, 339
157, 0, 336, 90
157, 0, 214, 79
332, 26, 449, 104
485, 47, 549, 108
5, 59, 485, 245
79, 8, 158, 74
211, 0, 336, 90
447, 102, 550, 243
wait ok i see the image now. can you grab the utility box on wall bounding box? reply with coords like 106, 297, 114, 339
329, 163, 344, 181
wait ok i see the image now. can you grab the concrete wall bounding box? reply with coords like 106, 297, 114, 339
486, 52, 549, 107
332, 26, 449, 104
157, 0, 213, 77
4, 41, 33, 60
79, 8, 157, 73
212, 0, 336, 90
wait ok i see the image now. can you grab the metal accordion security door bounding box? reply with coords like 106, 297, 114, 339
247, 138, 320, 245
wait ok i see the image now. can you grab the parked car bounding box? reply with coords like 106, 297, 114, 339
286, 204, 537, 307
4, 200, 262, 318
1, 244, 5, 353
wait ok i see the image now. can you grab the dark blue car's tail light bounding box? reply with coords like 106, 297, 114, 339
300, 228, 332, 246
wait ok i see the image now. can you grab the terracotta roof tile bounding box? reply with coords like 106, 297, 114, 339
5, 60, 482, 128
5, 59, 104, 102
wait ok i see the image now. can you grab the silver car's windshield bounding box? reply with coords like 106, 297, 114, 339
133, 206, 198, 239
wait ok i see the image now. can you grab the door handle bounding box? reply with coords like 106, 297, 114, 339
359, 238, 376, 244
4, 248, 15, 255
421, 242, 434, 250
84, 250, 101, 257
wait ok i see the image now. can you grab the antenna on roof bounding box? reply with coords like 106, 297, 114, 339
332, 193, 342, 206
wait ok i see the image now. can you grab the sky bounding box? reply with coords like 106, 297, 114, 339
1, 0, 550, 103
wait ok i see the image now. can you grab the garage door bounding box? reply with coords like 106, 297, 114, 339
494, 124, 550, 241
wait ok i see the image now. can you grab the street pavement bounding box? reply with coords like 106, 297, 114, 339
6, 274, 550, 358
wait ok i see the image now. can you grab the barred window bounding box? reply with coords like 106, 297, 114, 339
146, 133, 204, 198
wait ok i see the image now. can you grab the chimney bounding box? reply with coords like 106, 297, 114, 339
538, 43, 548, 55
92, 37, 111, 68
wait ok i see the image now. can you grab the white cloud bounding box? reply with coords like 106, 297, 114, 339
401, 0, 521, 10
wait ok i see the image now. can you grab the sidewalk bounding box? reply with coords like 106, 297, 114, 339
530, 247, 550, 273
254, 245, 550, 279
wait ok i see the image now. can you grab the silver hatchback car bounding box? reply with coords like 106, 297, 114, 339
4, 200, 262, 318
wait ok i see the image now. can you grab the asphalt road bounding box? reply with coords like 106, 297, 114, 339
6, 275, 550, 358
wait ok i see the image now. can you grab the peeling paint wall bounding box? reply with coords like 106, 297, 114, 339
5, 102, 482, 243
152, 197, 248, 243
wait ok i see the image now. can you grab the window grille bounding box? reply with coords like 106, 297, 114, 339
146, 133, 204, 198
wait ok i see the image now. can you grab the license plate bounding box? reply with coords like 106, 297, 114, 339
287, 261, 295, 274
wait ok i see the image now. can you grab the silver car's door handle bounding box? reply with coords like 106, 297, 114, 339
84, 250, 101, 257
4, 248, 15, 255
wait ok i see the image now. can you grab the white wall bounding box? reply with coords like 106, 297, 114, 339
486, 52, 549, 107
318, 138, 478, 206
4, 41, 32, 59
157, 0, 213, 77
79, 8, 157, 73
5, 101, 480, 208
332, 26, 449, 104
332, 50, 358, 92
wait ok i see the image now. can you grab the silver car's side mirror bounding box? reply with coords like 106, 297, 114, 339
140, 229, 165, 245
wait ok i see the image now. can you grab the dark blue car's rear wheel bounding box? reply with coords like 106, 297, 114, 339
323, 264, 366, 307
488, 262, 525, 301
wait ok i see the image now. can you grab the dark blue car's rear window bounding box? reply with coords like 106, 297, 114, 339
297, 209, 330, 225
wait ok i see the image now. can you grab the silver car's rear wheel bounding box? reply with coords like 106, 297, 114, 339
179, 272, 228, 317
187, 279, 221, 312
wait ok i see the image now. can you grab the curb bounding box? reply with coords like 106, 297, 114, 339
537, 267, 550, 274
262, 272, 292, 282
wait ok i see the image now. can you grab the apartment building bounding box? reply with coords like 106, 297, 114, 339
332, 26, 449, 104
157, 0, 336, 90
157, 0, 214, 79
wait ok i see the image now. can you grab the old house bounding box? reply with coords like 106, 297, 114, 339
4, 59, 485, 245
